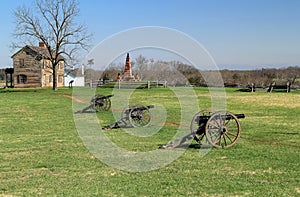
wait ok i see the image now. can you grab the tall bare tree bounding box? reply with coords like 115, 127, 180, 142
13, 0, 92, 90
134, 55, 148, 80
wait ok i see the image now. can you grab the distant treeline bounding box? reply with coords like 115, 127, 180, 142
218, 67, 300, 88
97, 55, 300, 88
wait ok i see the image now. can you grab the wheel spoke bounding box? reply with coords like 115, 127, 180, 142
206, 111, 241, 148
222, 134, 227, 147
224, 132, 234, 143
208, 129, 221, 143
225, 117, 232, 126
226, 131, 238, 138
215, 114, 222, 127
216, 134, 222, 145
208, 120, 219, 129
224, 133, 234, 144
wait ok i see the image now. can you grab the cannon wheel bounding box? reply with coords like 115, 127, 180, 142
205, 111, 241, 148
125, 104, 152, 128
91, 94, 111, 112
190, 110, 213, 146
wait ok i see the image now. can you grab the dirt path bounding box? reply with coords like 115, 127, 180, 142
59, 94, 88, 104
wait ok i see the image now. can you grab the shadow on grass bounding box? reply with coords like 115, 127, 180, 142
235, 88, 252, 92
158, 143, 212, 150
0, 88, 39, 93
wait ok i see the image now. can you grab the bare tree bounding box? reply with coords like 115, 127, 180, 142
134, 55, 148, 80
13, 0, 92, 90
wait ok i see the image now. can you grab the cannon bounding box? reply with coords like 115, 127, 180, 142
102, 104, 154, 130
76, 94, 114, 113
160, 110, 245, 149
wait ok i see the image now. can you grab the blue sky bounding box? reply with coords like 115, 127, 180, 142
0, 0, 300, 69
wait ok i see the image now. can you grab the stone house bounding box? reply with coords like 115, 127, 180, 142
11, 42, 64, 88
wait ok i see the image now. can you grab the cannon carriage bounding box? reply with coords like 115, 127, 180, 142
102, 104, 154, 130
76, 94, 114, 113
160, 110, 245, 149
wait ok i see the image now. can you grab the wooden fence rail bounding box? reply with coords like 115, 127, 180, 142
86, 80, 167, 89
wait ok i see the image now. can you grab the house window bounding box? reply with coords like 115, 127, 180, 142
18, 75, 27, 83
49, 75, 53, 83
19, 59, 24, 67
58, 75, 63, 83
43, 75, 47, 86
45, 60, 50, 68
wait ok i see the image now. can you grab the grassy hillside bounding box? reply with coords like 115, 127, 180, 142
0, 87, 299, 196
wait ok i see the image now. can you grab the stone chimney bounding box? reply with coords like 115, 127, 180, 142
39, 42, 46, 48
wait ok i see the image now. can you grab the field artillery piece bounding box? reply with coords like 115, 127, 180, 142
102, 104, 154, 130
160, 110, 245, 149
76, 94, 114, 113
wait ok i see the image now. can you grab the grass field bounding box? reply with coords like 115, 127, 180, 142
0, 87, 299, 196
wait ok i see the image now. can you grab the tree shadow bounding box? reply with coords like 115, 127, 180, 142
235, 88, 252, 92
0, 88, 39, 93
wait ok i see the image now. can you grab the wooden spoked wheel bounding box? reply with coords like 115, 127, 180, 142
92, 94, 111, 112
205, 111, 241, 148
128, 104, 152, 128
190, 110, 213, 146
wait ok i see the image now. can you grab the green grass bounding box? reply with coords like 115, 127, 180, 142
0, 87, 299, 196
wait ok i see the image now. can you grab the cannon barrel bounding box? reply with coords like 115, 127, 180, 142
196, 113, 245, 124
95, 94, 114, 99
124, 105, 154, 113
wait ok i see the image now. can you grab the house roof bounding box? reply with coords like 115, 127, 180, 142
11, 45, 64, 61
65, 68, 84, 77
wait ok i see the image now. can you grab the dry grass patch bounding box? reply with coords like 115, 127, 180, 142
228, 93, 300, 108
